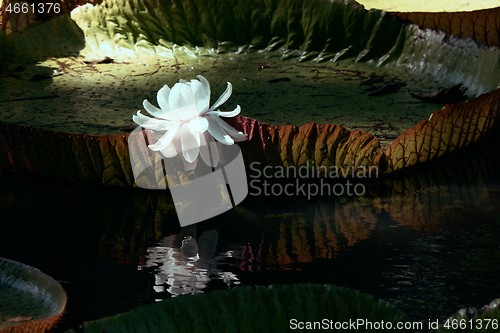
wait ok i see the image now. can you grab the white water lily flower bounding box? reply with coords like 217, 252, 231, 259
133, 75, 247, 169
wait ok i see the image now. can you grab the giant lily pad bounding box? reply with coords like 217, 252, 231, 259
432, 298, 500, 333
0, 257, 67, 333
391, 7, 500, 48
1, 0, 500, 186
65, 284, 410, 332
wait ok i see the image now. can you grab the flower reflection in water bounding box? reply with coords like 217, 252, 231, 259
138, 230, 241, 299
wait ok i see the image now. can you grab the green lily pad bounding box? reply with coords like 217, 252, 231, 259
1, 0, 500, 185
0, 257, 67, 332
65, 284, 410, 332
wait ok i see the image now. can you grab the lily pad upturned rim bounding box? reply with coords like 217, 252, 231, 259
1, 0, 500, 186
0, 257, 67, 332
66, 283, 410, 333
433, 298, 500, 332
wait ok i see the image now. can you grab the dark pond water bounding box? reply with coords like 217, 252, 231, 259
1, 134, 500, 332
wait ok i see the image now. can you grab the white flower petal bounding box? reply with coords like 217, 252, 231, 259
157, 85, 174, 114
229, 132, 248, 142
187, 117, 209, 133
209, 82, 232, 112
206, 115, 234, 145
190, 79, 210, 116
173, 103, 197, 122
148, 123, 181, 151
179, 84, 195, 107
211, 114, 248, 142
207, 105, 241, 118
179, 84, 197, 119
180, 123, 200, 163
133, 115, 161, 131
140, 75, 246, 165
157, 128, 181, 158
197, 75, 211, 101
143, 100, 164, 118
167, 84, 196, 122
150, 94, 181, 123
199, 131, 219, 167
132, 111, 156, 127
157, 120, 180, 131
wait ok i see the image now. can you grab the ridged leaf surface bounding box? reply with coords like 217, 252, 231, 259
391, 7, 500, 48
65, 284, 410, 333
385, 88, 500, 171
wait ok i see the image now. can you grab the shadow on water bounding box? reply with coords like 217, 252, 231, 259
0, 129, 500, 331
